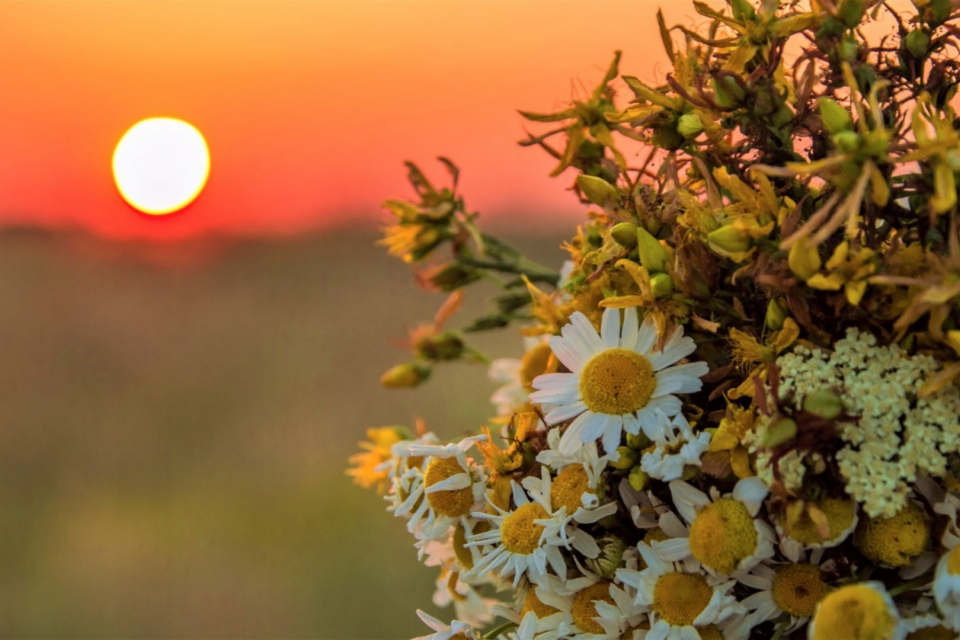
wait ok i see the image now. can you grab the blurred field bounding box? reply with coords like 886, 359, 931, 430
0, 227, 565, 639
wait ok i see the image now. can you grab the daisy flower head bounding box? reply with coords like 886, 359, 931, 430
463, 480, 572, 587
529, 307, 709, 456
772, 497, 859, 563
494, 576, 579, 640
413, 610, 477, 640
431, 568, 497, 628
394, 437, 487, 541
617, 543, 744, 640
898, 613, 954, 639
639, 414, 712, 482
489, 337, 556, 416
807, 582, 902, 640
535, 429, 614, 514
653, 477, 775, 576
737, 551, 830, 632
570, 581, 649, 639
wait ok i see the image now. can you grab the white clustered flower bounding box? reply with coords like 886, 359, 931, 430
774, 328, 960, 518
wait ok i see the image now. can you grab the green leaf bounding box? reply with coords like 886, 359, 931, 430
517, 107, 577, 123
657, 10, 675, 63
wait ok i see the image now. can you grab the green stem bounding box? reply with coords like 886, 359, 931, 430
459, 256, 559, 285
769, 617, 790, 640
888, 574, 931, 597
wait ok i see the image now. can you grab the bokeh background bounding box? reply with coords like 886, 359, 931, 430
0, 0, 850, 637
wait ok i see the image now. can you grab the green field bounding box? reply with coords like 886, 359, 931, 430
0, 227, 565, 638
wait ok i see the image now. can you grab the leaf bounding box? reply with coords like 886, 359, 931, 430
517, 107, 577, 123
592, 50, 622, 101
657, 10, 675, 63
550, 126, 585, 177
437, 156, 459, 189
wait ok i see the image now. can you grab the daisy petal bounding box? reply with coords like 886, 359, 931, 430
600, 307, 620, 349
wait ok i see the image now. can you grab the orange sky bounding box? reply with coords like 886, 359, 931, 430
1, 1, 710, 239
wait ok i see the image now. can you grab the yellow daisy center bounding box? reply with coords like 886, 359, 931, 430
521, 589, 559, 619
810, 584, 897, 640
853, 503, 929, 567
907, 625, 955, 639
580, 348, 656, 415
520, 342, 554, 391
688, 498, 757, 574
784, 498, 856, 545
501, 503, 548, 555
571, 582, 614, 634
551, 464, 593, 513
652, 572, 713, 627
772, 563, 828, 618
697, 625, 725, 640
644, 527, 670, 543
948, 545, 960, 576
424, 457, 474, 518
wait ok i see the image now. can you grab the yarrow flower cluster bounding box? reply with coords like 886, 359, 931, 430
350, 0, 960, 637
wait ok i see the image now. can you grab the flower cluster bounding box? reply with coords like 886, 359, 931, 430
351, 0, 960, 638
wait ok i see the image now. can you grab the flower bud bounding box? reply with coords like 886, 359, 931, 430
629, 466, 650, 492
788, 240, 822, 280
707, 225, 752, 255
906, 29, 930, 58
650, 273, 675, 299
803, 390, 844, 420
762, 417, 797, 448
609, 447, 637, 470
381, 362, 432, 388
833, 130, 861, 154
577, 174, 619, 208
677, 113, 704, 139
611, 222, 639, 247
838, 0, 864, 28
424, 263, 480, 291
765, 299, 788, 331
731, 0, 756, 20
636, 227, 670, 272
838, 36, 859, 63
818, 98, 853, 135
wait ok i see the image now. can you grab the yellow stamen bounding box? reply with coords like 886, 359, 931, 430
772, 563, 828, 618
424, 457, 474, 518
501, 503, 548, 555
652, 572, 712, 627
551, 464, 593, 513
521, 589, 559, 619
853, 503, 929, 567
571, 582, 614, 634
688, 498, 757, 574
580, 348, 656, 415
810, 584, 896, 640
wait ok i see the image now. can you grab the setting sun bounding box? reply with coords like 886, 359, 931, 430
112, 117, 210, 216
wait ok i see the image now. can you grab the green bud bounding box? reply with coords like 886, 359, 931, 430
707, 225, 753, 254
713, 78, 735, 109
629, 466, 650, 492
818, 98, 853, 135
833, 130, 862, 154
677, 113, 704, 139
650, 273, 675, 299
906, 29, 930, 58
577, 174, 620, 208
381, 362, 432, 388
763, 417, 797, 448
610, 447, 637, 470
636, 227, 670, 272
426, 263, 480, 291
788, 241, 822, 280
803, 390, 844, 420
611, 222, 639, 247
838, 0, 864, 28
721, 75, 746, 102
765, 299, 788, 331
626, 432, 650, 450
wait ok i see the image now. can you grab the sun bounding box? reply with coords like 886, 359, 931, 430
112, 117, 210, 215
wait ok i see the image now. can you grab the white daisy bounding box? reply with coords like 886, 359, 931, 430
652, 477, 775, 577
617, 479, 670, 530
898, 613, 953, 638
494, 576, 581, 640
431, 568, 497, 628
529, 307, 708, 456
395, 437, 487, 541
572, 581, 649, 639
463, 481, 573, 587
736, 550, 829, 633
490, 337, 554, 416
772, 496, 859, 563
529, 434, 617, 524
639, 414, 712, 482
617, 543, 744, 640
412, 610, 477, 640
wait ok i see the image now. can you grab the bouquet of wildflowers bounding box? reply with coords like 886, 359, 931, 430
349, 0, 960, 637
